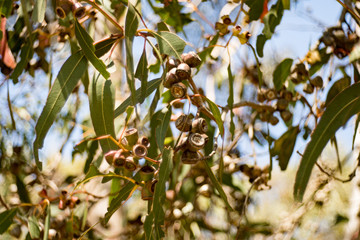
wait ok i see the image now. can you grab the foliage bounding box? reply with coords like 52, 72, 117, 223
1, 0, 360, 239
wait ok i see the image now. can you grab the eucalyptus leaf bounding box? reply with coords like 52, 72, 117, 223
152, 31, 186, 59
32, 0, 46, 23
0, 208, 17, 234
273, 58, 293, 91
10, 40, 34, 84
135, 50, 149, 104
28, 215, 40, 239
156, 107, 172, 150
294, 82, 360, 201
204, 97, 224, 137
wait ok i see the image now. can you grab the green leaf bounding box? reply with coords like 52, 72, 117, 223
349, 44, 360, 62
262, 3, 284, 39
155, 107, 172, 150
10, 40, 34, 84
28, 215, 40, 239
0, 208, 17, 234
33, 51, 87, 170
135, 50, 149, 104
203, 160, 233, 211
83, 141, 99, 174
325, 77, 351, 107
256, 34, 267, 59
43, 204, 50, 240
204, 97, 224, 137
152, 148, 173, 238
294, 82, 360, 201
282, 0, 290, 9
245, 0, 266, 21
89, 74, 117, 153
125, 3, 139, 106
272, 126, 299, 170
104, 173, 140, 223
16, 176, 31, 203
157, 22, 170, 31
114, 78, 162, 118
273, 58, 293, 91
32, 0, 46, 23
248, 43, 263, 86
152, 31, 186, 59
74, 20, 110, 79
0, 0, 13, 17
227, 64, 235, 140
94, 38, 118, 58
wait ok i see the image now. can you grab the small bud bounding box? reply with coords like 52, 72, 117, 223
125, 156, 137, 171
303, 83, 314, 94
138, 136, 150, 148
280, 110, 293, 122
58, 199, 66, 210
265, 89, 277, 100
181, 150, 200, 164
133, 144, 148, 158
310, 76, 323, 88
139, 165, 156, 182
181, 51, 201, 68
221, 15, 232, 25
276, 98, 289, 111
232, 25, 242, 35
175, 114, 193, 132
124, 128, 139, 147
171, 82, 187, 98
191, 118, 208, 134
175, 63, 191, 80
187, 133, 206, 152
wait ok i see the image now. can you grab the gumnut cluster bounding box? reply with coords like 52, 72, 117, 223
56, 0, 86, 19
164, 51, 201, 99
175, 114, 209, 165
257, 87, 295, 125
239, 164, 270, 190
58, 190, 81, 210
290, 62, 324, 94
104, 128, 158, 200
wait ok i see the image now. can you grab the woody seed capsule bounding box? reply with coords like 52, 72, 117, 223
138, 136, 150, 148
104, 150, 117, 165
72, 1, 85, 18
133, 144, 148, 158
181, 51, 201, 68
164, 68, 179, 88
171, 82, 187, 98
187, 133, 206, 152
276, 98, 289, 111
191, 118, 208, 134
280, 110, 293, 122
124, 128, 139, 147
175, 114, 193, 132
310, 76, 323, 88
175, 63, 191, 80
303, 83, 314, 94
181, 150, 200, 164
125, 156, 137, 171
265, 89, 277, 100
113, 150, 126, 168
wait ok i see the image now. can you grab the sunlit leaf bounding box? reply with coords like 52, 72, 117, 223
125, 3, 139, 105
135, 50, 149, 104
294, 82, 360, 201
325, 76, 351, 107
245, 0, 266, 21
204, 97, 224, 137
155, 107, 172, 150
203, 160, 233, 211
75, 20, 110, 79
28, 215, 40, 239
114, 78, 162, 118
227, 64, 235, 140
32, 0, 46, 23
152, 31, 186, 59
89, 74, 117, 153
0, 0, 13, 17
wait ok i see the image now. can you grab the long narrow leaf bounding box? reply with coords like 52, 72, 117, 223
33, 52, 87, 170
125, 3, 139, 105
294, 82, 360, 201
89, 74, 117, 153
0, 208, 17, 234
135, 50, 149, 104
114, 78, 162, 118
32, 0, 46, 23
74, 20, 110, 79
10, 40, 33, 84
155, 107, 172, 150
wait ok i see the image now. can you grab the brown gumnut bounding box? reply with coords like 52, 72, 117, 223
187, 133, 207, 152
171, 82, 187, 98
175, 63, 191, 80
181, 150, 200, 164
164, 68, 179, 88
125, 156, 137, 171
175, 113, 193, 132
279, 90, 293, 102
72, 1, 85, 18
138, 136, 150, 148
124, 128, 139, 147
269, 115, 279, 125
303, 83, 314, 94
104, 150, 117, 165
257, 88, 266, 102
166, 58, 180, 70
280, 110, 293, 122
181, 51, 201, 68
276, 98, 289, 111
265, 89, 277, 101
310, 76, 323, 88
191, 118, 208, 134
133, 144, 148, 158
113, 150, 126, 168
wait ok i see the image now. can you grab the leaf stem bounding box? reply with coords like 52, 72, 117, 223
81, 0, 124, 34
